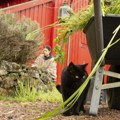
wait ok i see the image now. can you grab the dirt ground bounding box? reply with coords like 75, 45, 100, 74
0, 101, 120, 120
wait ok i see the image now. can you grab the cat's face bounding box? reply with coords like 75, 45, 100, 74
67, 62, 88, 80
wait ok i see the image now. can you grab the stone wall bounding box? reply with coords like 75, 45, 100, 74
0, 61, 54, 96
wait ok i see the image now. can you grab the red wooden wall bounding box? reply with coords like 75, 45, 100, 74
0, 0, 30, 8
1, 0, 91, 84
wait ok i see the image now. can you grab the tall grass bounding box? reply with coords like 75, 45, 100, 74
14, 80, 62, 102
0, 80, 62, 103
15, 79, 38, 102
38, 88, 62, 102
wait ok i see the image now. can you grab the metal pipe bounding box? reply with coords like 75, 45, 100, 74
67, 33, 71, 66
93, 0, 104, 65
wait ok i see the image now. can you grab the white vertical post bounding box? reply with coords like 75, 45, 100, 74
89, 67, 104, 115
58, 2, 72, 65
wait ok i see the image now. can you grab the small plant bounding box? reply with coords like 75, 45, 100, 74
0, 84, 62, 102
54, 0, 120, 63
15, 78, 38, 101
14, 78, 62, 102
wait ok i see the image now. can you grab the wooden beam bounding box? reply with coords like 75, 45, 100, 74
2, 0, 53, 13
104, 70, 120, 79
102, 82, 120, 89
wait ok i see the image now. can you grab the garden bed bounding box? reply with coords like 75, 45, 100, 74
0, 101, 120, 120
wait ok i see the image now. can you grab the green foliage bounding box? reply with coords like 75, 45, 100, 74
0, 96, 13, 101
15, 79, 37, 101
54, 0, 120, 63
54, 4, 94, 63
104, 0, 120, 14
0, 81, 62, 102
38, 86, 62, 102
53, 44, 65, 63
14, 79, 61, 102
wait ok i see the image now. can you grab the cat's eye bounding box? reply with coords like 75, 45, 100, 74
75, 76, 79, 79
83, 75, 86, 79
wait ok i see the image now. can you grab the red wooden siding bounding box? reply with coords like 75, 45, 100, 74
2, 0, 91, 84
52, 0, 91, 84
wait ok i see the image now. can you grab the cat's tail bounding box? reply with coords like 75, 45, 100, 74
56, 85, 62, 93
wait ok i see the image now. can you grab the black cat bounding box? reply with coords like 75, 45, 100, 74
56, 62, 90, 116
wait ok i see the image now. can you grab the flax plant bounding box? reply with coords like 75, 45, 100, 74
35, 25, 120, 120
15, 79, 38, 101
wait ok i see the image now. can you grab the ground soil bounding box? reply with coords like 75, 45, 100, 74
0, 101, 120, 120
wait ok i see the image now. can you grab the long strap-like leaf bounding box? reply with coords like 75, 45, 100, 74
35, 25, 120, 120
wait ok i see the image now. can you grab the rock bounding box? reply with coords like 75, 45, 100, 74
0, 69, 8, 75
0, 87, 14, 96
0, 60, 21, 71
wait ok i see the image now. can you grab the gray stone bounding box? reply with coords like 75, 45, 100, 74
0, 69, 8, 75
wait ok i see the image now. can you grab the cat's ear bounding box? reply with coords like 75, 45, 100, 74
67, 62, 75, 70
81, 63, 88, 69
69, 62, 74, 67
